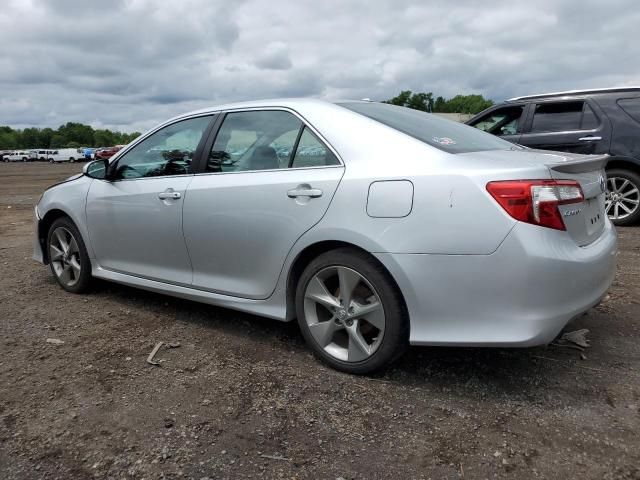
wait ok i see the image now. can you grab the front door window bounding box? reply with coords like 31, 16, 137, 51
112, 116, 212, 180
471, 106, 524, 136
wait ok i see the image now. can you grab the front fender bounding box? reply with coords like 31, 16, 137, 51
36, 176, 95, 262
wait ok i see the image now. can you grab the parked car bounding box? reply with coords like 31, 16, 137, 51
47, 148, 82, 163
94, 146, 122, 160
30, 149, 52, 161
79, 148, 95, 160
4, 151, 31, 162
467, 87, 640, 225
33, 99, 616, 374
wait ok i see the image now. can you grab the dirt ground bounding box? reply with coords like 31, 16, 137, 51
1, 162, 639, 480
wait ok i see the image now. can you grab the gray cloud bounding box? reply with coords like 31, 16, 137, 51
0, 0, 638, 132
253, 42, 292, 70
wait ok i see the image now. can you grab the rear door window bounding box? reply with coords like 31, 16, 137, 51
617, 97, 640, 124
531, 101, 586, 132
207, 110, 302, 173
290, 127, 340, 168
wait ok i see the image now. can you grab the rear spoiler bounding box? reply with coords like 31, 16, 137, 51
547, 154, 609, 174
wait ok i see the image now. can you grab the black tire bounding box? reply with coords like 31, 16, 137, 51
295, 248, 409, 374
606, 168, 640, 226
47, 217, 93, 293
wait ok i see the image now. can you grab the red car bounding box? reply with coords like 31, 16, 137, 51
95, 145, 124, 160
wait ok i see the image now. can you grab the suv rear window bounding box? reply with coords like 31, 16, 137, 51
337, 102, 516, 154
618, 97, 640, 124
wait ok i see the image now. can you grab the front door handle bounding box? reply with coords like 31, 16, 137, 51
158, 189, 181, 200
578, 136, 602, 141
287, 186, 323, 198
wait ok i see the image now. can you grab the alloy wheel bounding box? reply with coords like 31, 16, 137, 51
303, 266, 385, 362
606, 176, 640, 221
49, 227, 82, 287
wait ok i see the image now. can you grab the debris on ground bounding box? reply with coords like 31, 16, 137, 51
552, 328, 590, 350
146, 341, 164, 366
45, 338, 64, 345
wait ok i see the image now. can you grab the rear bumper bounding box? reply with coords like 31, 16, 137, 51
375, 220, 617, 346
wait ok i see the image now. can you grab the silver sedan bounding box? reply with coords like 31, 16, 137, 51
34, 99, 617, 374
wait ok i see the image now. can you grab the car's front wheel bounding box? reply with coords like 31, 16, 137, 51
606, 169, 640, 226
47, 217, 92, 293
296, 248, 409, 374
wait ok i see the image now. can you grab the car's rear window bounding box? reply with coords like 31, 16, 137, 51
618, 97, 640, 124
337, 101, 518, 154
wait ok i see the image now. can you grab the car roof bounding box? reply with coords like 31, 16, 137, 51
166, 98, 350, 123
508, 86, 640, 101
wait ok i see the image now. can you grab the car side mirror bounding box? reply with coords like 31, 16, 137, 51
83, 159, 109, 180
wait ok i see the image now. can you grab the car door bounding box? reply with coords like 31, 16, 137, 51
466, 103, 527, 144
86, 114, 214, 285
183, 109, 344, 299
517, 99, 611, 154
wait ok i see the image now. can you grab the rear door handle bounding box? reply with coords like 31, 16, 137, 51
287, 186, 323, 198
578, 136, 602, 141
158, 189, 181, 200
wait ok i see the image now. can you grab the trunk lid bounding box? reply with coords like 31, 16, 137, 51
544, 153, 608, 246
459, 148, 608, 246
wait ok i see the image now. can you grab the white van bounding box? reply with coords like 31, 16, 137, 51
29, 149, 52, 161
47, 148, 82, 163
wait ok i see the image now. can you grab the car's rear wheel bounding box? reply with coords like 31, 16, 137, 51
606, 169, 640, 226
296, 248, 409, 374
47, 217, 92, 293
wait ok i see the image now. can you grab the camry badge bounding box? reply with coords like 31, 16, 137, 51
564, 208, 582, 217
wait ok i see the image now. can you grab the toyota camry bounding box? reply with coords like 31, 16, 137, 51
33, 99, 617, 374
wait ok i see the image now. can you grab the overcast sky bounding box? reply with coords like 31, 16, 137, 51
1, 0, 638, 132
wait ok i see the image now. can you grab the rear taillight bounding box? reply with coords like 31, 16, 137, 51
486, 180, 584, 231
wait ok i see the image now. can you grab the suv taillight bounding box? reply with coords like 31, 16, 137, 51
486, 180, 584, 231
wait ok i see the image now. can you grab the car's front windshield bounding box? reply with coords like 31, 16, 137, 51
338, 101, 520, 154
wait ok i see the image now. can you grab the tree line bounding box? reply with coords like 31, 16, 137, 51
0, 92, 491, 150
385, 90, 493, 114
0, 122, 141, 150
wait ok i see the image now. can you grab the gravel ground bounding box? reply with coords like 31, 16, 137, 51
1, 162, 639, 480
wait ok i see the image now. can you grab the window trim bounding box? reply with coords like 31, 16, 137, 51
191, 106, 344, 176
105, 113, 217, 182
287, 126, 305, 168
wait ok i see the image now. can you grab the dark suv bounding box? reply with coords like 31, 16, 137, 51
467, 87, 640, 225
